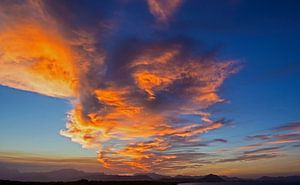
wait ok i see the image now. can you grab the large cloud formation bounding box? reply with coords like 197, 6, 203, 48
0, 0, 238, 174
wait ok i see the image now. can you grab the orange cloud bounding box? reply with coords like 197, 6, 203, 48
0, 23, 78, 98
60, 45, 235, 171
0, 0, 238, 174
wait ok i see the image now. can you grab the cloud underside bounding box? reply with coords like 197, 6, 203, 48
0, 0, 239, 173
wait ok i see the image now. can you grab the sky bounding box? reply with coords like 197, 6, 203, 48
0, 0, 300, 178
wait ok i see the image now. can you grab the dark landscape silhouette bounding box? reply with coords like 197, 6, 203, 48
1, 167, 300, 185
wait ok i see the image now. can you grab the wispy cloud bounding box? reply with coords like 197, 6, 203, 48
241, 134, 300, 149
218, 154, 279, 163
273, 121, 300, 131
243, 147, 281, 155
241, 122, 300, 150
147, 0, 183, 23
246, 134, 272, 140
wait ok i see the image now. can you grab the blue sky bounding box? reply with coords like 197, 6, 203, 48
0, 0, 299, 177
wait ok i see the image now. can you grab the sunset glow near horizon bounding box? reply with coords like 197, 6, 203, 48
0, 0, 300, 178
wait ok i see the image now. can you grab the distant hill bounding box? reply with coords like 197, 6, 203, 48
83, 174, 153, 181
169, 175, 202, 182
258, 175, 300, 182
0, 168, 90, 182
0, 167, 156, 182
0, 179, 177, 185
221, 175, 247, 182
1, 167, 300, 183
0, 166, 21, 180
199, 174, 225, 182
135, 173, 170, 180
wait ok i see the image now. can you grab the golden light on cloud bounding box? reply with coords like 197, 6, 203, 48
0, 23, 78, 98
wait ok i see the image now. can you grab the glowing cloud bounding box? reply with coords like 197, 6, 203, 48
0, 23, 78, 98
0, 0, 238, 174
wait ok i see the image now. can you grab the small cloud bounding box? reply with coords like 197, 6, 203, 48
243, 147, 281, 155
246, 134, 272, 141
212, 138, 228, 143
293, 144, 300, 148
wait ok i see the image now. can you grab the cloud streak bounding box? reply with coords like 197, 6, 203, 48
273, 122, 300, 131
243, 147, 281, 155
240, 122, 300, 152
147, 0, 182, 23
218, 154, 279, 163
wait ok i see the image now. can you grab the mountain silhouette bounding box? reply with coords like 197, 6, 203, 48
199, 174, 225, 182
258, 175, 300, 182
1, 167, 300, 183
0, 168, 89, 181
